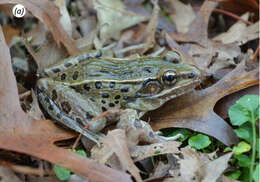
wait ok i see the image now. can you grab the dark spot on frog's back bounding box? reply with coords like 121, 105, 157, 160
114, 95, 120, 100
61, 101, 72, 114
52, 90, 58, 101
102, 93, 109, 98
143, 67, 152, 73
72, 71, 79, 80
109, 103, 115, 107
120, 86, 129, 93
95, 82, 102, 89
83, 84, 91, 91
61, 73, 66, 80
95, 50, 102, 58
102, 107, 107, 112
109, 82, 115, 88
64, 62, 72, 68
77, 55, 85, 63
75, 117, 84, 126
48, 105, 54, 111
86, 112, 93, 120
52, 68, 60, 73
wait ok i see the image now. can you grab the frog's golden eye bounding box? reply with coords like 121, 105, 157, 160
162, 70, 177, 85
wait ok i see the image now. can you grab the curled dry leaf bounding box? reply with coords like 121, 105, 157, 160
165, 0, 196, 34
146, 58, 259, 146
0, 0, 80, 56
0, 26, 131, 182
93, 0, 148, 45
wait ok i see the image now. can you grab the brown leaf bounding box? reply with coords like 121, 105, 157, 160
146, 59, 259, 146
166, 1, 241, 72
0, 26, 131, 182
2, 25, 20, 46
166, 0, 196, 34
101, 129, 142, 182
179, 147, 233, 182
0, 0, 80, 56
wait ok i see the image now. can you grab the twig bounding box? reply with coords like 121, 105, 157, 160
19, 90, 31, 99
193, 7, 253, 25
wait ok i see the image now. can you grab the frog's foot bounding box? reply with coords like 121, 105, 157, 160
117, 109, 175, 146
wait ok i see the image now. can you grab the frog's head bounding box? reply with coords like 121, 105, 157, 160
124, 52, 202, 112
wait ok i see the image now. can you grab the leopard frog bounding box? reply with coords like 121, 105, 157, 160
36, 51, 201, 145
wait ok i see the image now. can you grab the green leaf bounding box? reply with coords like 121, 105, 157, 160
169, 129, 191, 142
75, 149, 87, 157
229, 103, 250, 126
188, 134, 211, 150
235, 154, 251, 167
224, 147, 232, 152
237, 95, 259, 113
54, 165, 71, 181
226, 170, 241, 180
234, 123, 252, 143
233, 141, 251, 155
253, 163, 259, 182
241, 167, 250, 182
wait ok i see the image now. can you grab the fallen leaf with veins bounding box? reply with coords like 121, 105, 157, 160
0, 0, 80, 56
167, 1, 241, 72
145, 59, 258, 146
179, 147, 233, 182
213, 13, 259, 45
92, 129, 142, 182
0, 26, 131, 182
165, 0, 195, 34
93, 0, 148, 45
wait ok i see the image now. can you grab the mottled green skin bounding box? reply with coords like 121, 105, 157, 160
36, 51, 201, 145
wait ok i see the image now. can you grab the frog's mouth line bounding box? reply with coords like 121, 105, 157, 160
153, 78, 201, 100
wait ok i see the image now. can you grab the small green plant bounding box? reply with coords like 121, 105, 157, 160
188, 134, 211, 150
54, 149, 87, 181
227, 94, 259, 182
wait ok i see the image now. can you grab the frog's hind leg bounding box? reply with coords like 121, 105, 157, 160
36, 78, 105, 146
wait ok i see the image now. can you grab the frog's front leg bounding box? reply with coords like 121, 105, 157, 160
36, 78, 106, 146
117, 109, 182, 147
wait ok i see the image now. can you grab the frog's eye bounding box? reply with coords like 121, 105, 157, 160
162, 70, 177, 85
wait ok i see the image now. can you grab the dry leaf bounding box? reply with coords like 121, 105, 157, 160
0, 167, 22, 182
2, 25, 20, 46
93, 0, 148, 44
213, 13, 259, 45
201, 152, 233, 182
166, 0, 195, 33
54, 0, 72, 36
0, 0, 80, 55
101, 129, 142, 182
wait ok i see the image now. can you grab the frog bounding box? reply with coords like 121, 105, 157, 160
36, 50, 201, 146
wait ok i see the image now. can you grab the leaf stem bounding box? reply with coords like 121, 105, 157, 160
249, 110, 256, 182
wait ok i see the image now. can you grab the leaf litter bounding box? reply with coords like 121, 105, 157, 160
0, 0, 259, 181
